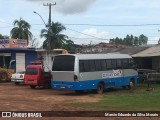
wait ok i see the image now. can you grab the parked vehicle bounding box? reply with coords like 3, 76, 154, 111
137, 69, 157, 83
0, 60, 15, 82
11, 71, 25, 85
24, 65, 52, 89
51, 54, 138, 94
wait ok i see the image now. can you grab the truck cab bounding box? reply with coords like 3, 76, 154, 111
24, 65, 52, 89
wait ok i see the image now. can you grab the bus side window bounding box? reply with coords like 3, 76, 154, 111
111, 59, 117, 69
83, 60, 90, 72
101, 59, 106, 71
106, 60, 112, 70
89, 60, 96, 72
95, 60, 102, 71
122, 59, 129, 69
79, 60, 85, 72
116, 59, 122, 69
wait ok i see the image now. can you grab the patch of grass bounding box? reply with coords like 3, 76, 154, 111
66, 84, 160, 111
87, 94, 95, 97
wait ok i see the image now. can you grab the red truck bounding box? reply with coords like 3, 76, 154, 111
24, 65, 52, 89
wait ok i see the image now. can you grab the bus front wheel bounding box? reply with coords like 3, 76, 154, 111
97, 83, 104, 94
128, 80, 135, 89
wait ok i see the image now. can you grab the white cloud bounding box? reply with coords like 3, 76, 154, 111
148, 36, 159, 44
80, 28, 109, 38
131, 0, 160, 9
26, 0, 96, 15
72, 28, 110, 45
55, 0, 96, 14
0, 19, 5, 26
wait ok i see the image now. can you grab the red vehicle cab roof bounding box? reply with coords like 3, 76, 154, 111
26, 65, 42, 68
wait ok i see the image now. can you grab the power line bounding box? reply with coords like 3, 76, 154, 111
0, 26, 12, 28
0, 20, 12, 25
64, 23, 160, 27
31, 23, 160, 27
66, 27, 109, 40
68, 36, 109, 40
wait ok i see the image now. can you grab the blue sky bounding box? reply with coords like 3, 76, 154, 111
1, 0, 160, 46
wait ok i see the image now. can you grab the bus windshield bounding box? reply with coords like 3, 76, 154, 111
52, 55, 75, 71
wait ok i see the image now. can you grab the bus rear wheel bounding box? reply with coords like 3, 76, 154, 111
128, 80, 135, 89
97, 83, 104, 94
75, 90, 84, 94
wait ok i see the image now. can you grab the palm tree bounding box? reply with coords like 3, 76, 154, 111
10, 18, 32, 44
41, 22, 68, 49
0, 34, 9, 39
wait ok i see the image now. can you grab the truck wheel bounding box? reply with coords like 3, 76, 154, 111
128, 80, 135, 89
97, 82, 104, 94
0, 72, 8, 82
30, 85, 36, 89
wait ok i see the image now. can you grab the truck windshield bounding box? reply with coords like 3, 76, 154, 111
25, 68, 38, 75
52, 55, 75, 71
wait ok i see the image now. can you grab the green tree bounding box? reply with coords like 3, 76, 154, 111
0, 34, 3, 39
130, 34, 134, 46
139, 34, 148, 45
62, 39, 75, 51
134, 36, 139, 46
28, 38, 39, 48
0, 34, 9, 39
115, 37, 120, 44
109, 39, 115, 44
41, 22, 68, 49
10, 18, 32, 44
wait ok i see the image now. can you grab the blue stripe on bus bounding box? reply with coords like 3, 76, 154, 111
51, 76, 138, 90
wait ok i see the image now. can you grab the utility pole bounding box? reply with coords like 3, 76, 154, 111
90, 40, 92, 53
43, 2, 56, 50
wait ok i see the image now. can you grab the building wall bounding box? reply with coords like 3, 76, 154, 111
133, 57, 143, 68
134, 56, 160, 71
0, 49, 38, 71
152, 56, 160, 71
25, 51, 39, 67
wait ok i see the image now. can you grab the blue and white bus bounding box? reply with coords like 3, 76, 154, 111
51, 54, 138, 94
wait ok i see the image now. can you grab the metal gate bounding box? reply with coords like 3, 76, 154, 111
16, 53, 25, 72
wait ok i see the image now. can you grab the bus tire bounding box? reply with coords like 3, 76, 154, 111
75, 90, 84, 94
122, 86, 127, 90
30, 85, 36, 89
128, 80, 135, 89
97, 82, 104, 94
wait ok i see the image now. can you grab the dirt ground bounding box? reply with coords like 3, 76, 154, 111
0, 83, 102, 111
0, 83, 159, 120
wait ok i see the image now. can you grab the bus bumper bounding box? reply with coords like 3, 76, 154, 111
51, 80, 97, 90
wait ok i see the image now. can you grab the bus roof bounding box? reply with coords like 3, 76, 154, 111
55, 53, 132, 60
